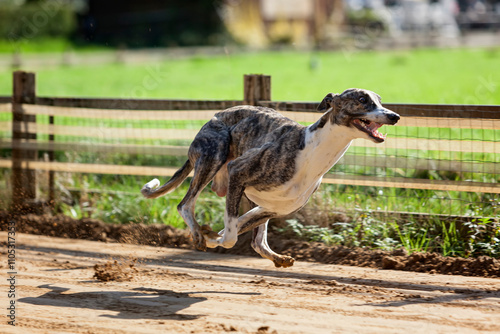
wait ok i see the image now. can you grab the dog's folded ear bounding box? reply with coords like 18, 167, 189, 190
317, 93, 339, 112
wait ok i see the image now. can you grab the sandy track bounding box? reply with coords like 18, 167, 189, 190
1, 232, 500, 334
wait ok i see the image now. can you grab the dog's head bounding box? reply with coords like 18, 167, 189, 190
317, 88, 400, 143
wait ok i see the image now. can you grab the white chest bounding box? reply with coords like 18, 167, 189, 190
244, 125, 356, 215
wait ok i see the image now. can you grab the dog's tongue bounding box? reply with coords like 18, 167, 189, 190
368, 122, 386, 140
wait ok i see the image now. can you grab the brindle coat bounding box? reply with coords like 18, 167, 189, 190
142, 88, 400, 267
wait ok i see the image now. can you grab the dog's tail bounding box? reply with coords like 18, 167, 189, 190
141, 160, 193, 199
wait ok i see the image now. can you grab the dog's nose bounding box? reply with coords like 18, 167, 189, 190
387, 112, 400, 123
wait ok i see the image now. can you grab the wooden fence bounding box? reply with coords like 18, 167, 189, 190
0, 71, 499, 212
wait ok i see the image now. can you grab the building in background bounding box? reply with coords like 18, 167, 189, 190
220, 0, 500, 48
220, 0, 344, 48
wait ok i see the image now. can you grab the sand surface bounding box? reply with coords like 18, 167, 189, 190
1, 232, 499, 333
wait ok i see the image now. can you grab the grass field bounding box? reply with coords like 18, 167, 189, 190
1, 47, 499, 257
0, 37, 108, 54
0, 47, 499, 104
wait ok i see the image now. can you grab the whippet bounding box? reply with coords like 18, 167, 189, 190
142, 88, 400, 267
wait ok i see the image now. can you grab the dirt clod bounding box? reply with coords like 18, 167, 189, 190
93, 260, 138, 282
257, 326, 278, 334
382, 256, 404, 270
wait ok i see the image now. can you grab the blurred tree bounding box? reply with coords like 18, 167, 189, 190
76, 0, 229, 48
0, 0, 76, 44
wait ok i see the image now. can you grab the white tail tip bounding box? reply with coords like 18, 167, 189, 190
144, 178, 160, 190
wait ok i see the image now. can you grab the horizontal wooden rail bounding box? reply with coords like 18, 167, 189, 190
11, 104, 500, 130
355, 137, 500, 153
0, 159, 192, 177
281, 112, 500, 130
9, 121, 499, 153
12, 122, 197, 140
386, 103, 500, 119
22, 104, 219, 121
261, 101, 500, 119
0, 122, 10, 132
7, 95, 500, 119
321, 174, 500, 193
339, 154, 499, 175
0, 122, 11, 132
2, 140, 498, 174
0, 158, 497, 193
4, 140, 189, 156
395, 116, 500, 130
35, 97, 244, 111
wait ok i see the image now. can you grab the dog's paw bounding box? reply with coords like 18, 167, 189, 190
273, 255, 295, 268
200, 225, 223, 248
200, 224, 220, 239
190, 230, 207, 252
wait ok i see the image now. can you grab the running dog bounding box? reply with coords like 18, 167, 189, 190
141, 89, 400, 267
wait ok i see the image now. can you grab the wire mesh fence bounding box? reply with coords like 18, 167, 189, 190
0, 73, 499, 234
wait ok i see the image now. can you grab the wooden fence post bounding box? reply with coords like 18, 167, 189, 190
11, 71, 37, 212
47, 115, 55, 208
244, 74, 271, 105
241, 75, 272, 214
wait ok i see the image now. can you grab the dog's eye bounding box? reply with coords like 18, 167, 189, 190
358, 96, 367, 104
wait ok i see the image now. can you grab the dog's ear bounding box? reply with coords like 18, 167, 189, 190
317, 93, 339, 112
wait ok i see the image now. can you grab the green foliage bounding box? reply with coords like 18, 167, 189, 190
52, 171, 227, 231
394, 223, 430, 254
440, 221, 464, 257
281, 213, 400, 250
281, 219, 342, 246
279, 212, 499, 258
464, 218, 500, 257
90, 193, 187, 229
0, 37, 108, 53
0, 2, 76, 51
328, 212, 397, 249
347, 9, 386, 32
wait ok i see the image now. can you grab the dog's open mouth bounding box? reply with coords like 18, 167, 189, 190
352, 118, 387, 143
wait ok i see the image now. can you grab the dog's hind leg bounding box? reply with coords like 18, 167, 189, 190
178, 124, 231, 251
177, 155, 227, 251
251, 221, 295, 268
203, 169, 266, 249
231, 204, 295, 267
207, 176, 246, 248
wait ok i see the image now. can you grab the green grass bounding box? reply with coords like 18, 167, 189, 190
0, 48, 499, 104
279, 214, 500, 258
0, 37, 109, 54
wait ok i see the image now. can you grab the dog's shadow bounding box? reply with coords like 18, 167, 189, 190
20, 284, 216, 320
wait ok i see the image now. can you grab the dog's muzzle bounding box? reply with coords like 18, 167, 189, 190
352, 108, 400, 143
375, 107, 400, 125
384, 110, 400, 125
